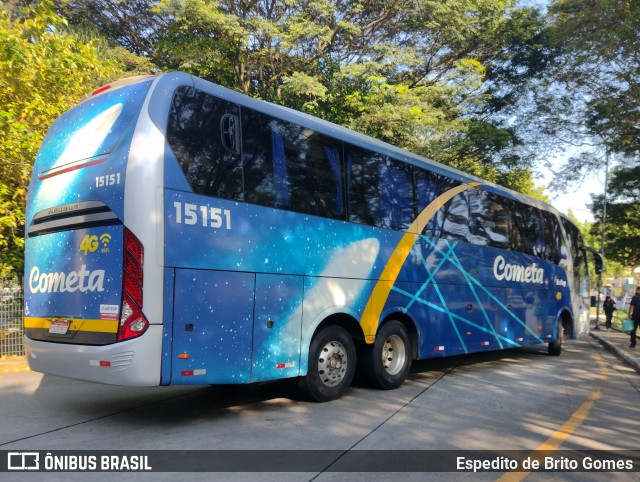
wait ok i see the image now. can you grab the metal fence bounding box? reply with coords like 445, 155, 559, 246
1, 280, 24, 357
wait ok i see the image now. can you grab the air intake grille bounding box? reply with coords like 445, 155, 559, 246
28, 201, 120, 237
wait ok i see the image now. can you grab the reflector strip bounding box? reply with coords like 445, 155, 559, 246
516, 337, 524, 342
90, 360, 111, 367
434, 346, 445, 351
481, 341, 490, 346
276, 362, 295, 369
181, 369, 207, 377
38, 157, 107, 180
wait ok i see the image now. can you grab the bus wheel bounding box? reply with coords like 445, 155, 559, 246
548, 321, 563, 356
298, 325, 356, 402
363, 320, 412, 390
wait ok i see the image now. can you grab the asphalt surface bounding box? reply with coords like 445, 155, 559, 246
1, 326, 639, 481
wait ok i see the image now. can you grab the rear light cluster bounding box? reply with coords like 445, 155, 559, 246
118, 228, 149, 341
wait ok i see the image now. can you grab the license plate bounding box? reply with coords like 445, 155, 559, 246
49, 320, 70, 335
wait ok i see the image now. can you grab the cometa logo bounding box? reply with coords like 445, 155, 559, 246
28, 265, 106, 294
493, 255, 544, 284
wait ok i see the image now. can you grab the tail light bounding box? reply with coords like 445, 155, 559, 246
118, 228, 149, 341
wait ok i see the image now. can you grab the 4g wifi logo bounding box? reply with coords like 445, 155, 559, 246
80, 233, 112, 255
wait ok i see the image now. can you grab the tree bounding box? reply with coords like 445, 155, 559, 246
52, 1, 554, 193
528, 0, 640, 191
590, 165, 640, 268
51, 0, 159, 74
53, 0, 164, 62
0, 0, 122, 276
565, 209, 623, 282
152, 0, 549, 191
553, 0, 639, 156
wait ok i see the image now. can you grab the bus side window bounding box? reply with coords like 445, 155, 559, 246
347, 146, 383, 227
509, 201, 532, 255
346, 146, 413, 230
167, 87, 243, 200
378, 159, 414, 230
243, 108, 344, 219
527, 208, 545, 259
469, 189, 509, 249
289, 128, 344, 219
242, 109, 278, 207
270, 123, 292, 208
441, 191, 470, 243
542, 211, 563, 265
415, 168, 458, 238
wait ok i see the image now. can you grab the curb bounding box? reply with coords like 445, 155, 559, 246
590, 332, 640, 373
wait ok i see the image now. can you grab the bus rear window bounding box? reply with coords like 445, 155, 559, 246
34, 80, 153, 175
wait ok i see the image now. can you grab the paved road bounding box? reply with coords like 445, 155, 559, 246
1, 335, 639, 481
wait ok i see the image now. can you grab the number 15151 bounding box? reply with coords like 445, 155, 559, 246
173, 201, 232, 229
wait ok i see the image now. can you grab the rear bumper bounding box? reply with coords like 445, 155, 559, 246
24, 325, 162, 386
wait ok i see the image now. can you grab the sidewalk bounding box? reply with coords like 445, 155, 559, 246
590, 324, 640, 373
0, 355, 30, 374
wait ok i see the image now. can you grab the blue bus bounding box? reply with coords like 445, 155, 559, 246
23, 72, 603, 402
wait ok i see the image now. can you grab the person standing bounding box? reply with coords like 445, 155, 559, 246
627, 287, 640, 348
603, 295, 616, 331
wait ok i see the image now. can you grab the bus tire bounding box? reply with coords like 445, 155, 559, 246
548, 321, 563, 356
363, 320, 412, 390
298, 325, 356, 402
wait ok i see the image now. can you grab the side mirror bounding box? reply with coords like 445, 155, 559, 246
582, 246, 604, 275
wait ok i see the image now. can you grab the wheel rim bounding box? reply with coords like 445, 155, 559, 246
317, 340, 349, 387
382, 334, 406, 376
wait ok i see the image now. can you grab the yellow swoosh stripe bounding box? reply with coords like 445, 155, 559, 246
24, 317, 119, 333
360, 181, 482, 339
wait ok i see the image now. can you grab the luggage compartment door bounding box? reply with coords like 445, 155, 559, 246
171, 269, 254, 384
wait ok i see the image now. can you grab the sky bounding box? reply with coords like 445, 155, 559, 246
540, 165, 604, 223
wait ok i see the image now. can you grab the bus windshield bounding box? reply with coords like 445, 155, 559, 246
34, 80, 153, 177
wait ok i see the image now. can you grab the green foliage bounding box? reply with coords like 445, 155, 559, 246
54, 0, 163, 62
0, 0, 122, 276
2, 0, 580, 276
153, 0, 541, 188
590, 165, 640, 268
53, 1, 555, 192
102, 46, 157, 75
564, 210, 621, 280
536, 0, 640, 192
